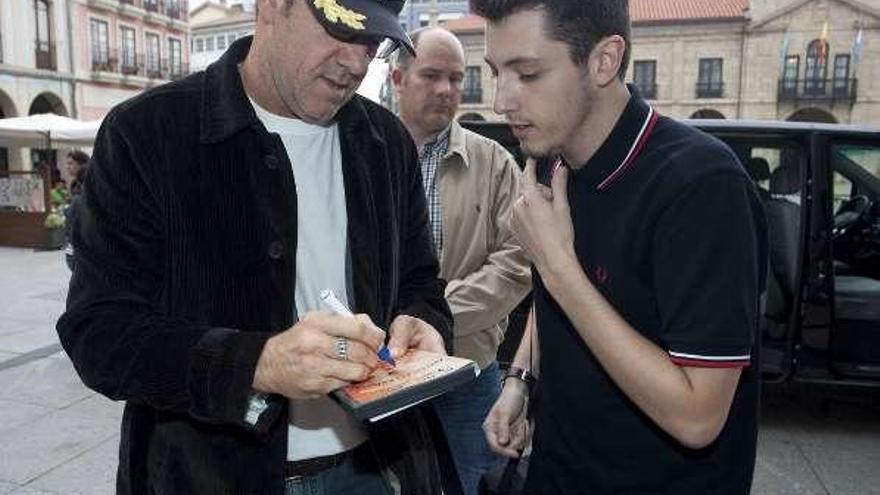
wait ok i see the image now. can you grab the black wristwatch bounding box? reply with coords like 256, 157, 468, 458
504, 366, 536, 393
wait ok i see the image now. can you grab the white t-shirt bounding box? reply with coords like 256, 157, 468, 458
250, 98, 368, 461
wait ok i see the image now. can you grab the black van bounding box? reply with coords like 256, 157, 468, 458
463, 119, 880, 388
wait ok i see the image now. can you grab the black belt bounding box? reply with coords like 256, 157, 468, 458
284, 446, 359, 479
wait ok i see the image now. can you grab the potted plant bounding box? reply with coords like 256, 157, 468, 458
43, 184, 69, 250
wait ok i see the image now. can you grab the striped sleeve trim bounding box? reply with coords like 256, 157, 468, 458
668, 351, 751, 368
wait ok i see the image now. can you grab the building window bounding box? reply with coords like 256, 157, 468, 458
89, 18, 110, 69
169, 38, 182, 78
782, 55, 800, 96
194, 37, 204, 52
36, 0, 50, 44
217, 34, 227, 51
805, 39, 828, 95
832, 54, 851, 96
227, 33, 236, 45
146, 33, 161, 78
633, 60, 656, 99
144, 0, 158, 12
462, 66, 482, 104
696, 58, 723, 98
35, 0, 55, 70
205, 36, 214, 51
166, 0, 180, 19
120, 26, 137, 74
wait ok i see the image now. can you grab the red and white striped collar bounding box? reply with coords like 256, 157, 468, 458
596, 106, 658, 191
557, 94, 659, 191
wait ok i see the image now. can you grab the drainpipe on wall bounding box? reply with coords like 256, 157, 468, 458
65, 0, 78, 118
736, 21, 747, 119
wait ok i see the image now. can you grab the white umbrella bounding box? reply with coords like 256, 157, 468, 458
0, 113, 102, 148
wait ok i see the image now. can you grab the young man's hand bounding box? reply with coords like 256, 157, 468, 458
484, 379, 530, 457
511, 160, 576, 279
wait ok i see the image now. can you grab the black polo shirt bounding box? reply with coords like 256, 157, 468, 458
524, 93, 767, 494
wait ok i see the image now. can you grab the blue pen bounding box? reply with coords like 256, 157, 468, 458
319, 289, 396, 367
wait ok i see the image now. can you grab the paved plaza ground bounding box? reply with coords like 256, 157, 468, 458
0, 246, 878, 494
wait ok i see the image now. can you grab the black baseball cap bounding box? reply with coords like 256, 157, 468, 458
306, 0, 414, 57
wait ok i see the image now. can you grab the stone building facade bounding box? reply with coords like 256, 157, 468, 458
399, 0, 469, 31
0, 0, 76, 171
445, 0, 880, 126
189, 0, 253, 73
72, 0, 190, 121
0, 0, 191, 171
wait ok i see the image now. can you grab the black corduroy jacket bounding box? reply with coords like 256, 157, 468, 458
57, 37, 456, 495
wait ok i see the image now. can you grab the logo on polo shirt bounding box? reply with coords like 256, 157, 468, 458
313, 0, 367, 30
594, 266, 609, 284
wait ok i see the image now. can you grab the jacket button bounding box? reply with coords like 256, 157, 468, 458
267, 241, 283, 260
264, 155, 279, 170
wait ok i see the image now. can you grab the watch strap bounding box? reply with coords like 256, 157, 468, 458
503, 366, 535, 392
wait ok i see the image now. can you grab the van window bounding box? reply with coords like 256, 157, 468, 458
832, 172, 853, 211
735, 145, 803, 203
837, 146, 880, 181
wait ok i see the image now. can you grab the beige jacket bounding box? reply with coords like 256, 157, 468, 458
437, 121, 531, 368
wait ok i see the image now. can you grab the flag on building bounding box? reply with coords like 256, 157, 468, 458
780, 29, 791, 69
852, 27, 865, 66
818, 21, 829, 64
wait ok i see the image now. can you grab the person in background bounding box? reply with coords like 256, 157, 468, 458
64, 150, 90, 197
392, 26, 531, 495
57, 0, 462, 493
62, 150, 89, 269
475, 0, 767, 493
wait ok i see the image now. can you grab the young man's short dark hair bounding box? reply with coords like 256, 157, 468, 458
470, 0, 631, 79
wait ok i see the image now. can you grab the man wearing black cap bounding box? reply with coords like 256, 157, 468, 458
57, 1, 461, 494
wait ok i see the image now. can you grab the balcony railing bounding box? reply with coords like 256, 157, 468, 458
166, 3, 181, 19
91, 48, 186, 80
120, 53, 144, 76
91, 48, 118, 72
168, 61, 188, 80
696, 81, 724, 99
778, 77, 858, 103
35, 40, 56, 70
144, 0, 186, 21
89, 0, 187, 21
146, 58, 163, 78
462, 89, 482, 104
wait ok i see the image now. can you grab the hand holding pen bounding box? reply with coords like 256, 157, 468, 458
321, 289, 447, 362
320, 289, 396, 367
251, 296, 386, 399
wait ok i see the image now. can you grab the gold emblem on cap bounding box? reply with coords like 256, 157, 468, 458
313, 0, 366, 30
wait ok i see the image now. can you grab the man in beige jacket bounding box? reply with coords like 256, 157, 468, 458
392, 27, 532, 495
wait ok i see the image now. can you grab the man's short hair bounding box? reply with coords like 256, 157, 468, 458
469, 0, 631, 80
67, 150, 90, 165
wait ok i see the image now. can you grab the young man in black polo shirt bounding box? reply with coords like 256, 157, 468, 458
476, 1, 767, 493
